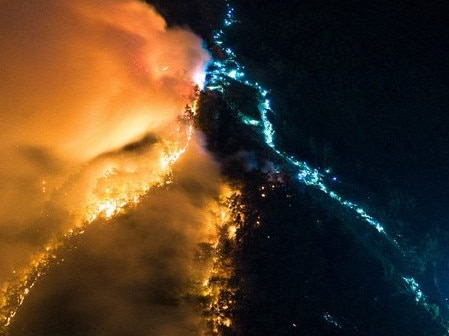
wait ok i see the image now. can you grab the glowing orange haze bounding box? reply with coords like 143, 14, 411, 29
0, 0, 208, 160
0, 0, 209, 283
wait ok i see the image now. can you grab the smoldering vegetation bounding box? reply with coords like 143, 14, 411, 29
8, 138, 223, 336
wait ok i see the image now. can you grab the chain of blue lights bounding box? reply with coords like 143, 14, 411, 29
204, 1, 449, 332
206, 2, 390, 239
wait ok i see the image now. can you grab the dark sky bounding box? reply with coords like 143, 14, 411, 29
151, 0, 449, 230
157, 1, 449, 333
222, 0, 449, 233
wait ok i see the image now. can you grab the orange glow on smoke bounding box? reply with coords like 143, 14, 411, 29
0, 0, 210, 331
0, 99, 199, 329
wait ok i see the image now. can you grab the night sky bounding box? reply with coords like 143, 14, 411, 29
152, 0, 449, 227
161, 0, 449, 334
221, 0, 449, 229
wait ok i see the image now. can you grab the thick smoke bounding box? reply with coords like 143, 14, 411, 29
9, 138, 222, 335
0, 0, 217, 333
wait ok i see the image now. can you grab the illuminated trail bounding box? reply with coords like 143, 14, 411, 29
205, 1, 449, 333
0, 98, 199, 331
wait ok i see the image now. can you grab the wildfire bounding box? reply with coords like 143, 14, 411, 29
200, 184, 243, 335
0, 0, 212, 332
0, 99, 199, 331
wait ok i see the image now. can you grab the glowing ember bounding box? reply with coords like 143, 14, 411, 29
199, 185, 242, 335
0, 97, 200, 330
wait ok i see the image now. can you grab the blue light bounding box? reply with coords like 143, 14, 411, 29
205, 2, 449, 332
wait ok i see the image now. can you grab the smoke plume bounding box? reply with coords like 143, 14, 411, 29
0, 0, 217, 333
9, 138, 222, 335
